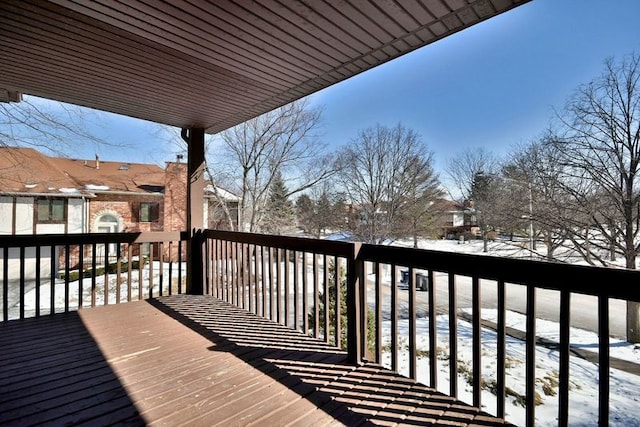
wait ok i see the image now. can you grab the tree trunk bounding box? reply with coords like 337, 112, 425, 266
625, 244, 639, 343
584, 227, 591, 264
610, 241, 616, 261
609, 219, 616, 262
483, 230, 488, 253
545, 234, 554, 261
627, 302, 640, 343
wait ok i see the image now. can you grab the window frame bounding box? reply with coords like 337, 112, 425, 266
139, 202, 159, 223
35, 197, 67, 224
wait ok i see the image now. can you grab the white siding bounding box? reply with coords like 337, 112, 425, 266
0, 247, 54, 290
36, 223, 65, 234
15, 197, 34, 234
203, 199, 209, 229
452, 212, 464, 227
67, 198, 86, 233
0, 196, 12, 234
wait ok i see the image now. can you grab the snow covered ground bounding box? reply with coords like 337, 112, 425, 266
13, 261, 186, 318
381, 314, 640, 426
379, 237, 640, 426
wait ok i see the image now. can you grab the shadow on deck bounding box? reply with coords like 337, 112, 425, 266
0, 295, 510, 426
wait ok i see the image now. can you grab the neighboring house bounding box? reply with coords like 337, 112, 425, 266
341, 199, 478, 241
436, 199, 479, 239
0, 147, 91, 236
0, 147, 239, 278
205, 184, 240, 231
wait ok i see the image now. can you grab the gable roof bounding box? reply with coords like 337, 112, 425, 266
0, 1, 531, 134
0, 147, 165, 196
48, 157, 165, 194
0, 147, 239, 201
0, 147, 89, 196
204, 183, 240, 203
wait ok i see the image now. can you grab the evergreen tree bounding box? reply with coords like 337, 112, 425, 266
296, 194, 315, 234
263, 170, 295, 234
296, 190, 345, 238
308, 259, 375, 352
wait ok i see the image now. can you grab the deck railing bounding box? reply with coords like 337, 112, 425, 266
3, 229, 640, 426
202, 229, 640, 427
0, 231, 188, 321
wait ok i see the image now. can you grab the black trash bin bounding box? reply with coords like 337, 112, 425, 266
415, 273, 429, 291
400, 270, 409, 284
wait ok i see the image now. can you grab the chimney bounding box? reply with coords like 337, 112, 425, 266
176, 154, 184, 163
95, 154, 100, 170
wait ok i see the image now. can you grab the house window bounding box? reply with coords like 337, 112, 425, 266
140, 202, 159, 222
36, 198, 66, 223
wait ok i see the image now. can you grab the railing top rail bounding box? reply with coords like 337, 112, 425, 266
0, 231, 187, 247
359, 244, 640, 302
203, 229, 356, 258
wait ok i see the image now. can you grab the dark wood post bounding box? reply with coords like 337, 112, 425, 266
183, 127, 205, 295
346, 242, 363, 364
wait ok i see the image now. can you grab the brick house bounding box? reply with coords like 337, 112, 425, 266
435, 199, 479, 239
0, 147, 239, 276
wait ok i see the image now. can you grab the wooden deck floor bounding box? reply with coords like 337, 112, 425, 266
0, 295, 510, 426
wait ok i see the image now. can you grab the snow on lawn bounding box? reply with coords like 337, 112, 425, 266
464, 308, 640, 365
379, 238, 640, 425
382, 315, 640, 427
17, 261, 186, 317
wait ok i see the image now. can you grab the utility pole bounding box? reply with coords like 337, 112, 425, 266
528, 182, 533, 258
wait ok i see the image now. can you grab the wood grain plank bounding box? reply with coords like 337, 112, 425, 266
0, 295, 511, 426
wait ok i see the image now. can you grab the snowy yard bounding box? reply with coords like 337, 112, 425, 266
376, 237, 640, 426
380, 312, 640, 426
12, 261, 186, 319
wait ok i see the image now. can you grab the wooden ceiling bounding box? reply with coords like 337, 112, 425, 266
0, 0, 531, 134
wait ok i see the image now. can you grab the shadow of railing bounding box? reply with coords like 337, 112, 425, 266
0, 312, 146, 426
147, 294, 509, 426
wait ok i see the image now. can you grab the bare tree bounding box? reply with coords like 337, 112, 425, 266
210, 98, 336, 232
447, 148, 502, 250
0, 96, 113, 154
553, 53, 640, 342
336, 122, 441, 244
446, 147, 501, 201
502, 137, 572, 260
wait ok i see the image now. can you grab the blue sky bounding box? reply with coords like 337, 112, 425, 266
308, 0, 640, 174
27, 0, 640, 182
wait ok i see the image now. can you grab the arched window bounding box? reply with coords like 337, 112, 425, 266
98, 214, 118, 225
96, 213, 120, 233
95, 212, 121, 260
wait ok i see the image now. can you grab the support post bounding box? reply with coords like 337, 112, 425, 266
183, 127, 205, 295
528, 182, 534, 257
346, 243, 363, 364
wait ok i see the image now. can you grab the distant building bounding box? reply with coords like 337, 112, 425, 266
339, 198, 478, 241
435, 199, 479, 238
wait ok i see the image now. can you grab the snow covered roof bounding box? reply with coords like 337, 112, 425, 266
204, 184, 240, 202
48, 156, 165, 194
0, 147, 238, 201
0, 147, 91, 196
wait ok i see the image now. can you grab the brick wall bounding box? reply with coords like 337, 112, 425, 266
89, 195, 164, 233
164, 162, 187, 232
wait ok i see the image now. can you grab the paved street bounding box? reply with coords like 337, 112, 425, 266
366, 271, 628, 339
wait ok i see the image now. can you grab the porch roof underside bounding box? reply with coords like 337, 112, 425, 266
0, 0, 530, 134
